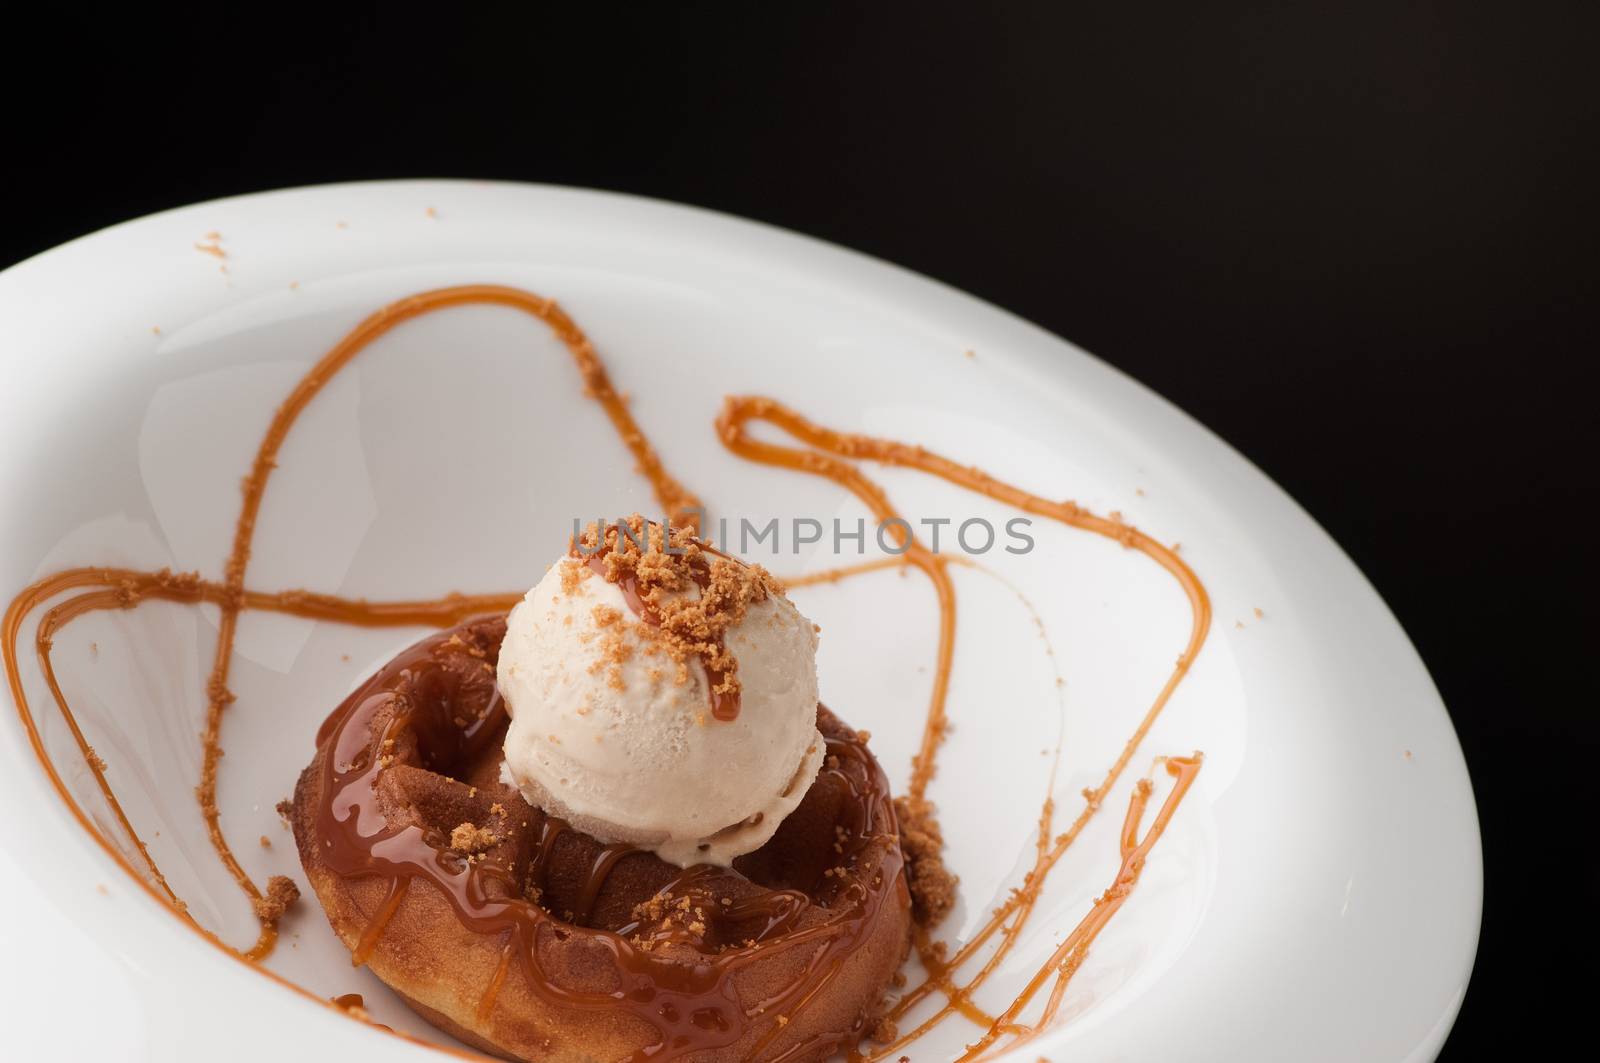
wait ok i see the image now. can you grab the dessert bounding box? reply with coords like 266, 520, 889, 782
4, 283, 1209, 1062
292, 616, 911, 1061
291, 521, 926, 1061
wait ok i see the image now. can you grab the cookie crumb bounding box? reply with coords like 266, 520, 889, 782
450, 822, 499, 854
251, 875, 299, 922
893, 794, 958, 926
571, 516, 785, 708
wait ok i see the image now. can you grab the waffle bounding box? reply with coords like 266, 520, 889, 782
291, 616, 912, 1062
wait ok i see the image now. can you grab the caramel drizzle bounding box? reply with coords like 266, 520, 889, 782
353, 878, 412, 967
1, 284, 1210, 1060
478, 938, 517, 1021
3, 565, 520, 959
952, 756, 1202, 1061
713, 396, 1210, 1057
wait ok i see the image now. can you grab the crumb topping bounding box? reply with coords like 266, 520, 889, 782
560, 560, 587, 596
893, 794, 958, 926
588, 603, 633, 690
251, 874, 300, 922
449, 822, 499, 854
626, 889, 717, 950
570, 515, 786, 711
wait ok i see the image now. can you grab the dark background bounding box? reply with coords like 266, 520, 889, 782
3, 4, 1593, 1057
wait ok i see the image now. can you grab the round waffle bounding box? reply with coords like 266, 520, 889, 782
291, 616, 912, 1062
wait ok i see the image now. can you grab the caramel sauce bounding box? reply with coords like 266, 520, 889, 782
331, 992, 394, 1032
948, 756, 1202, 1061
3, 284, 1210, 1060
713, 395, 1211, 1059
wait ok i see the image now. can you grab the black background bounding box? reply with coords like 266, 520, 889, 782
3, 4, 1594, 1058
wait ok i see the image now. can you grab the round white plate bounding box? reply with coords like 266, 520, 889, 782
0, 181, 1479, 1062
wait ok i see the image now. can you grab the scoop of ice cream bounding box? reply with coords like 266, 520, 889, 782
497, 524, 823, 867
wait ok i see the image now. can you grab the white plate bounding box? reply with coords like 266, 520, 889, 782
0, 181, 1479, 1062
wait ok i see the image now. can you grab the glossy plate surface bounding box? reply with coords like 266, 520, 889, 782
0, 181, 1479, 1062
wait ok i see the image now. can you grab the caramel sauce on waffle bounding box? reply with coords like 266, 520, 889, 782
3, 283, 1211, 1060
308, 614, 904, 1058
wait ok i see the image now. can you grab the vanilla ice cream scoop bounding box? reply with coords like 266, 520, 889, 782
497, 523, 823, 867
